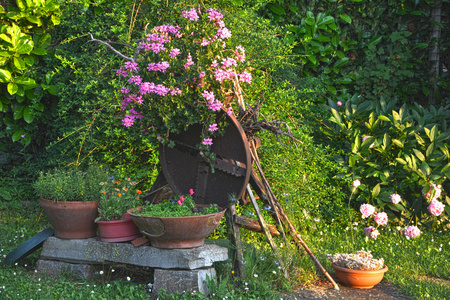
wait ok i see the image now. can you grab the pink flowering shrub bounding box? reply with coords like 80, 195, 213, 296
115, 6, 252, 152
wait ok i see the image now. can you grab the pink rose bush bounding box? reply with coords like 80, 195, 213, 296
115, 6, 252, 152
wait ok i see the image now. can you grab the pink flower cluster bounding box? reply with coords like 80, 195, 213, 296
122, 108, 143, 127
428, 199, 445, 216
238, 71, 252, 84
364, 226, 380, 240
177, 195, 186, 206
182, 8, 199, 21
147, 61, 170, 73
359, 203, 387, 240
202, 89, 222, 111
169, 48, 181, 58
202, 138, 213, 146
184, 53, 194, 69
390, 193, 401, 204
360, 204, 375, 219
404, 225, 421, 239
373, 212, 388, 226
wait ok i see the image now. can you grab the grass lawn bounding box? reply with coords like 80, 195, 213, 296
1, 202, 449, 299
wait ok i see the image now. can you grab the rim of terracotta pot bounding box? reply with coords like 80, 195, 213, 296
39, 197, 99, 205
332, 263, 388, 274
127, 206, 226, 219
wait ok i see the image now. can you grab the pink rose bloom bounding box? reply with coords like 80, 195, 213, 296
404, 226, 421, 239
423, 183, 442, 200
352, 179, 361, 188
428, 199, 445, 216
374, 212, 388, 226
360, 204, 375, 219
390, 193, 401, 204
364, 226, 379, 240
189, 189, 194, 196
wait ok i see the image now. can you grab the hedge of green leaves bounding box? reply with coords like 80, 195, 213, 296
321, 94, 450, 226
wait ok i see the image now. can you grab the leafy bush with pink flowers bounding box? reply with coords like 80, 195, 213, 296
322, 96, 450, 227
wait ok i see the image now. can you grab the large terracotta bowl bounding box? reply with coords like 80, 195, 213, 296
332, 263, 388, 289
128, 206, 226, 249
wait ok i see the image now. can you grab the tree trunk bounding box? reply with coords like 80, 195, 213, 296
428, 0, 442, 105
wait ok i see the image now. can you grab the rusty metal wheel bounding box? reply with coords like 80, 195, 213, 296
159, 112, 251, 208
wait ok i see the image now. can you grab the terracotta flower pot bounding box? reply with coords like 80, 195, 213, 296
127, 206, 226, 249
40, 197, 99, 239
97, 213, 141, 242
332, 263, 388, 289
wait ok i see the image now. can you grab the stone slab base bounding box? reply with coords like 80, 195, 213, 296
36, 259, 96, 280
153, 268, 216, 298
37, 237, 228, 297
40, 237, 228, 269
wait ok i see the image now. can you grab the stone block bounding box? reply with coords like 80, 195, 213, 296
36, 259, 95, 280
152, 268, 216, 298
40, 237, 228, 269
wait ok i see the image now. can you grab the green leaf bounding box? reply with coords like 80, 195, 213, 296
392, 139, 404, 148
413, 43, 428, 49
339, 14, 352, 24
378, 115, 391, 122
12, 129, 25, 142
14, 77, 36, 85
23, 106, 34, 123
333, 57, 349, 68
368, 35, 382, 47
13, 105, 25, 120
7, 82, 18, 94
15, 38, 34, 54
0, 69, 12, 82
23, 56, 35, 66
413, 149, 426, 161
429, 125, 438, 142
372, 183, 381, 198
51, 15, 61, 25
421, 161, 431, 176
31, 48, 47, 55
426, 142, 435, 157
267, 3, 285, 15
395, 158, 407, 165
307, 55, 317, 65
14, 57, 26, 70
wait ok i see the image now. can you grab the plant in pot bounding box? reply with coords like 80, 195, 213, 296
327, 250, 388, 289
128, 189, 226, 249
90, 5, 252, 161
95, 177, 143, 242
34, 164, 109, 239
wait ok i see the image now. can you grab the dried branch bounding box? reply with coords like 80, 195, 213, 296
86, 32, 142, 62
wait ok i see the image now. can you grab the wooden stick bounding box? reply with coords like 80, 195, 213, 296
247, 185, 288, 279
250, 148, 340, 290
234, 214, 280, 236
226, 204, 245, 278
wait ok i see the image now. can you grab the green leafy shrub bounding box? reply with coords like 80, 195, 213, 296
321, 95, 450, 226
0, 0, 60, 144
34, 164, 108, 202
